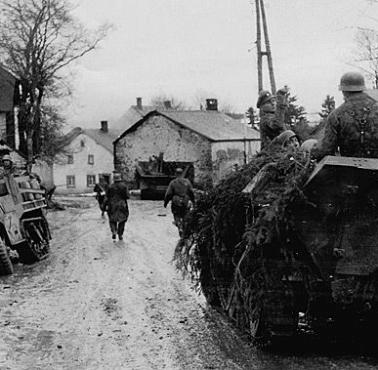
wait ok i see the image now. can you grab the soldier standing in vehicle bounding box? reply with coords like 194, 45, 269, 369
164, 168, 195, 237
257, 87, 290, 150
104, 173, 129, 242
1, 155, 16, 176
315, 72, 378, 159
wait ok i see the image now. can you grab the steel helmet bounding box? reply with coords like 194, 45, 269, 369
113, 173, 122, 182
256, 90, 275, 108
339, 72, 366, 92
275, 130, 297, 146
2, 154, 12, 162
300, 138, 318, 153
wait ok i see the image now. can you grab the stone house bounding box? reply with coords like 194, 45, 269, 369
52, 121, 120, 194
114, 100, 260, 186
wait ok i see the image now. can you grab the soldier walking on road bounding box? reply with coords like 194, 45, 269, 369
94, 177, 108, 217
164, 168, 195, 237
257, 87, 290, 150
315, 72, 378, 159
104, 173, 129, 242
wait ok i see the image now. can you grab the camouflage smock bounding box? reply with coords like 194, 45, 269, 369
164, 177, 194, 216
259, 103, 288, 150
316, 92, 378, 158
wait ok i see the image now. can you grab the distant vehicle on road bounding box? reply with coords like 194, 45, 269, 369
135, 157, 194, 200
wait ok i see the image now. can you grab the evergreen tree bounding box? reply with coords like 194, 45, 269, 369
246, 107, 255, 125
319, 95, 335, 119
285, 94, 307, 127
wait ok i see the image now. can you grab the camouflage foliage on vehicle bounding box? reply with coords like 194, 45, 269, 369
174, 147, 314, 334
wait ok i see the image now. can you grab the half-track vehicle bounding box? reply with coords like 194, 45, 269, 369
0, 173, 51, 275
197, 155, 378, 343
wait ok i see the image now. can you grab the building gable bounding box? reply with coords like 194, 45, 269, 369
53, 133, 114, 194
114, 114, 212, 183
114, 110, 260, 144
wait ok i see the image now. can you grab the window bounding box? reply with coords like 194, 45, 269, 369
66, 175, 75, 188
67, 154, 74, 164
88, 154, 94, 165
87, 175, 96, 187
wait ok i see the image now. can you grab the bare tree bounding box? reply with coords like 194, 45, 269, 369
150, 94, 186, 110
0, 0, 110, 169
192, 89, 213, 110
354, 27, 378, 88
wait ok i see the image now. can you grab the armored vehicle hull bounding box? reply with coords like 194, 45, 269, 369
196, 155, 378, 344
0, 175, 51, 275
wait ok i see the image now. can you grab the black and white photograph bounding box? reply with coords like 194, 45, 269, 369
1, 0, 378, 369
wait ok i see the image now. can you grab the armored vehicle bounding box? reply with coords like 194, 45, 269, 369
136, 159, 194, 200
0, 174, 51, 275
197, 155, 378, 343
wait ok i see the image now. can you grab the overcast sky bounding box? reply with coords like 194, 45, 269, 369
67, 0, 378, 128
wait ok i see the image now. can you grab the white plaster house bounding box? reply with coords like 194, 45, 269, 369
53, 121, 120, 194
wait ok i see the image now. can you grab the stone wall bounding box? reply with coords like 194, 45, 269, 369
115, 115, 212, 186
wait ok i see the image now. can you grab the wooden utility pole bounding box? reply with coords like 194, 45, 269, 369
255, 0, 263, 92
255, 0, 276, 94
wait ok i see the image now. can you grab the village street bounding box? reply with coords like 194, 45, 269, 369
0, 199, 377, 370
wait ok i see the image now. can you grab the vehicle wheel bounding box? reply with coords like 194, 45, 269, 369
17, 221, 50, 264
0, 236, 13, 275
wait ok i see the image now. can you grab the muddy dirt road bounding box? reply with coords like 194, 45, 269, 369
0, 199, 377, 369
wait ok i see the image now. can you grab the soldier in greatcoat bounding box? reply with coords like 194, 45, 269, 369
104, 173, 129, 241
315, 72, 378, 159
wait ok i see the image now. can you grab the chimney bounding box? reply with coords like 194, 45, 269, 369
163, 100, 172, 109
206, 98, 218, 111
100, 120, 108, 133
136, 97, 142, 110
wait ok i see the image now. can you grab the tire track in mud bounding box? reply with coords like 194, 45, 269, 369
0, 205, 136, 369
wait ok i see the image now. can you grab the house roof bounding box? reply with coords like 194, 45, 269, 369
84, 128, 122, 153
56, 127, 121, 153
113, 105, 159, 131
225, 112, 245, 120
0, 65, 17, 112
115, 110, 260, 144
55, 127, 83, 151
